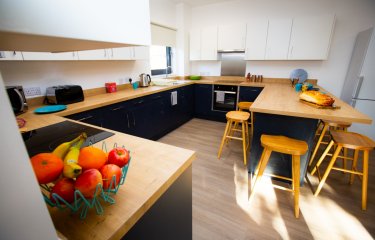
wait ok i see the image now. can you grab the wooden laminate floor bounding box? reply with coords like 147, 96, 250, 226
158, 118, 375, 240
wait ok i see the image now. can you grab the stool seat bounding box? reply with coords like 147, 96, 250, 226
261, 135, 308, 156
238, 101, 253, 110
226, 111, 250, 121
331, 131, 375, 150
324, 120, 352, 128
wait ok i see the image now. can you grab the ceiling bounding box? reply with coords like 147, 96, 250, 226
172, 0, 234, 7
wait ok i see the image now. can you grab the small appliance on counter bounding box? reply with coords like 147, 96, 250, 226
105, 82, 117, 93
45, 85, 84, 105
139, 73, 151, 87
6, 86, 28, 115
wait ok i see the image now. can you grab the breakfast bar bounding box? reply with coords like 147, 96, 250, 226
247, 82, 372, 184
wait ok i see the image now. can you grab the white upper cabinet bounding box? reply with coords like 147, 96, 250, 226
218, 24, 246, 51
0, 51, 23, 61
288, 14, 335, 60
77, 49, 109, 60
245, 19, 269, 60
201, 26, 218, 60
22, 51, 79, 60
265, 18, 292, 60
0, 0, 151, 52
189, 29, 201, 61
110, 47, 133, 60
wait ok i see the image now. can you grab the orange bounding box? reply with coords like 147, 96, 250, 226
78, 146, 107, 170
30, 153, 64, 184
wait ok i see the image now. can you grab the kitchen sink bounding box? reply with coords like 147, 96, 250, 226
152, 79, 190, 86
214, 80, 244, 84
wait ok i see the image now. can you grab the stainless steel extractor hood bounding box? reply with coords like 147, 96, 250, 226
220, 51, 246, 76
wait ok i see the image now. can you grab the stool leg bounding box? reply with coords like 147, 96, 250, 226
292, 155, 301, 218
362, 150, 369, 210
342, 127, 348, 171
249, 149, 272, 202
242, 121, 247, 165
250, 112, 254, 137
218, 120, 231, 159
350, 149, 359, 184
226, 121, 237, 145
309, 124, 329, 167
314, 145, 343, 197
311, 140, 334, 176
245, 120, 250, 150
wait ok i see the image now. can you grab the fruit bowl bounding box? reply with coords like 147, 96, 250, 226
39, 142, 131, 219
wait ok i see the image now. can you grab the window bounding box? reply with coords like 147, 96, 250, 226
150, 45, 173, 76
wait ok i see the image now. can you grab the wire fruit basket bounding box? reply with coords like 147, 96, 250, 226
40, 142, 131, 219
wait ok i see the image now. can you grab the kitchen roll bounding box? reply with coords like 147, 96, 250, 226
171, 91, 177, 106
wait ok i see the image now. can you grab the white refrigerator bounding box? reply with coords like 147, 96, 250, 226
341, 27, 375, 140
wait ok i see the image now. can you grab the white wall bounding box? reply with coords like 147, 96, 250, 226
190, 0, 375, 96
0, 60, 150, 97
176, 3, 192, 76
150, 0, 177, 28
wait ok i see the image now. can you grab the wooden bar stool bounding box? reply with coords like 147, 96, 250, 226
218, 111, 250, 165
237, 101, 254, 136
311, 131, 375, 210
309, 120, 351, 168
249, 135, 308, 218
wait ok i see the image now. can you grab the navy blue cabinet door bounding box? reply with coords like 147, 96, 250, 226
194, 84, 212, 118
65, 108, 104, 127
102, 101, 132, 134
239, 86, 263, 102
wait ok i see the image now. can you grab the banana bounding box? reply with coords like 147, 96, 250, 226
62, 133, 87, 178
52, 134, 83, 159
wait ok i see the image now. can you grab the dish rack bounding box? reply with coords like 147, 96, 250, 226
40, 142, 131, 219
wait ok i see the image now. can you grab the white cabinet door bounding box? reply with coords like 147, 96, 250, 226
0, 51, 23, 61
77, 49, 109, 60
110, 47, 133, 60
133, 46, 150, 60
265, 18, 292, 60
201, 26, 218, 60
22, 51, 78, 60
288, 14, 335, 60
245, 19, 269, 60
0, 0, 151, 51
190, 29, 201, 61
218, 23, 246, 51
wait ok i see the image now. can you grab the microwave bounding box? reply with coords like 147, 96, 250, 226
6, 86, 28, 115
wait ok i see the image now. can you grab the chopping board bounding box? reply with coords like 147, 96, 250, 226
299, 99, 341, 109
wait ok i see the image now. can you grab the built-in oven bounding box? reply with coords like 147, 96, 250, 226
212, 85, 238, 111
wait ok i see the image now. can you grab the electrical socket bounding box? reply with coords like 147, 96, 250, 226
24, 87, 42, 97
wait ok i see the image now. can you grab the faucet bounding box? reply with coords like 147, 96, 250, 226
165, 66, 172, 79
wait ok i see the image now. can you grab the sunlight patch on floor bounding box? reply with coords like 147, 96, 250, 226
233, 162, 291, 240
300, 186, 373, 240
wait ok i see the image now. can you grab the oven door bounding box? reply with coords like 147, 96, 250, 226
212, 85, 238, 112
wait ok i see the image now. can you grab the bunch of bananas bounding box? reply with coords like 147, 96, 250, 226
52, 133, 87, 178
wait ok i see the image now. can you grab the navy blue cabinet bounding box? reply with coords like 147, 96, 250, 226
102, 101, 132, 134
65, 107, 105, 128
239, 86, 263, 102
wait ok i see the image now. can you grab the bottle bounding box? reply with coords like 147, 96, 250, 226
246, 73, 251, 82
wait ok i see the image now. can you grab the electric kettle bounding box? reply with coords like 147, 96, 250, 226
139, 73, 151, 87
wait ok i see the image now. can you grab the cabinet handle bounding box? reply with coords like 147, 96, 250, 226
104, 49, 107, 58
126, 113, 130, 128
134, 100, 144, 105
132, 112, 136, 127
13, 51, 16, 56
76, 115, 93, 122
152, 95, 162, 100
111, 106, 124, 111
290, 46, 293, 57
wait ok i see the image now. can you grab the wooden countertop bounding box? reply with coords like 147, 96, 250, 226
248, 82, 372, 124
19, 78, 371, 131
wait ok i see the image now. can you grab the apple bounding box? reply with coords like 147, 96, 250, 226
107, 147, 130, 168
75, 169, 103, 198
100, 164, 122, 190
50, 178, 75, 204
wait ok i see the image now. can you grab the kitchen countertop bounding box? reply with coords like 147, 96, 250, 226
20, 78, 371, 131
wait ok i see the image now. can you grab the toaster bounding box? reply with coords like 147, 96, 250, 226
46, 85, 84, 105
